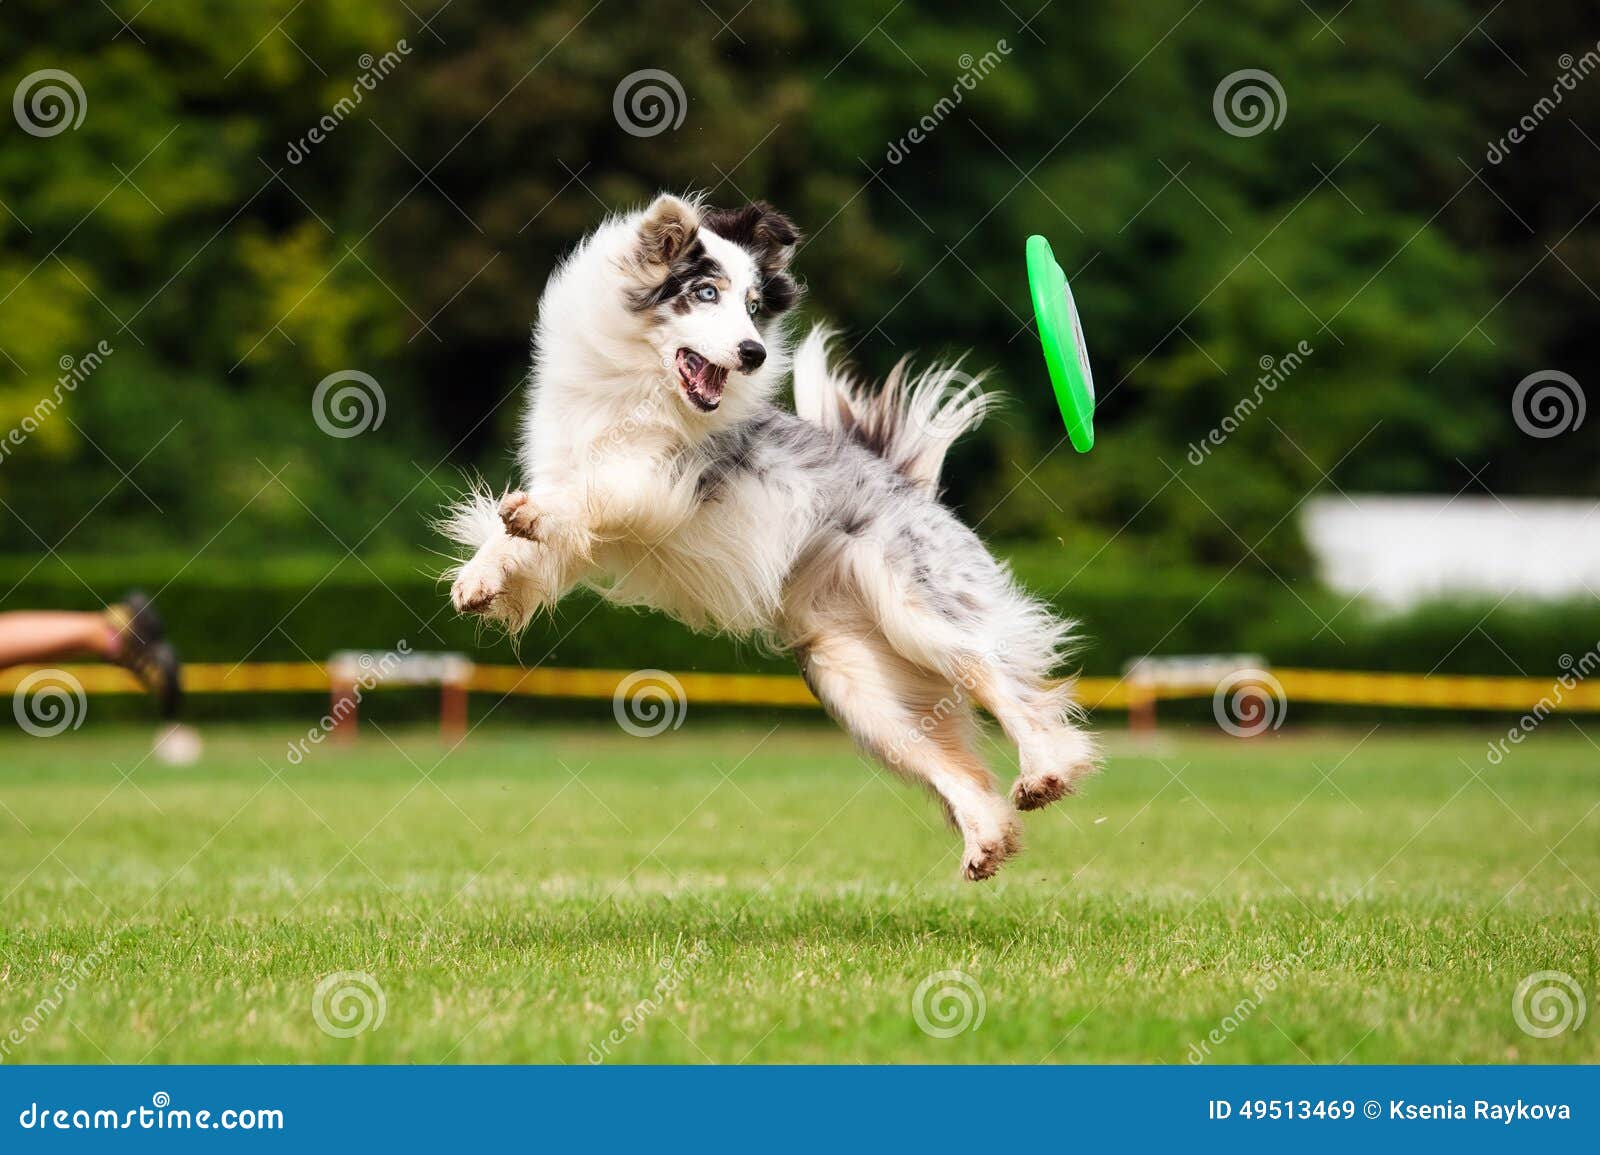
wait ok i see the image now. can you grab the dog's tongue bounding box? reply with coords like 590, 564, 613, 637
677, 350, 727, 408
695, 362, 727, 405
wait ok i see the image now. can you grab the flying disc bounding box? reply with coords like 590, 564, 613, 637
1026, 234, 1095, 452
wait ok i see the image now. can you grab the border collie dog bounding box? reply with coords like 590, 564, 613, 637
445, 194, 1098, 880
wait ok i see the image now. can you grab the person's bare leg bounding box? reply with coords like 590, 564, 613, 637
0, 611, 117, 668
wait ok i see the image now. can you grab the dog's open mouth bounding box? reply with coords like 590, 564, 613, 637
675, 348, 728, 412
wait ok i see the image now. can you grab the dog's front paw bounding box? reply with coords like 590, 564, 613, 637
499, 491, 543, 541
451, 562, 502, 614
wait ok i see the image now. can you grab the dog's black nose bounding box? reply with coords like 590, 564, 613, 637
738, 340, 767, 371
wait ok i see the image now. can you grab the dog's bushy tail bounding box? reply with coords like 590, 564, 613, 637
793, 325, 996, 491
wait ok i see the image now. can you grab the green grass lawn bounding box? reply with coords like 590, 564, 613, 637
0, 719, 1595, 1064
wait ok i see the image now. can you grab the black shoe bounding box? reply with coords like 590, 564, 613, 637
105, 591, 183, 719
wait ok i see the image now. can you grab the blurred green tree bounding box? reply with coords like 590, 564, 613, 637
0, 0, 1589, 583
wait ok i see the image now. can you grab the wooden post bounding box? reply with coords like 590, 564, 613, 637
440, 678, 467, 742
330, 678, 358, 744
1129, 685, 1156, 734
1238, 688, 1267, 738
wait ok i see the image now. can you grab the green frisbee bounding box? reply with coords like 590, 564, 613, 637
1026, 234, 1095, 452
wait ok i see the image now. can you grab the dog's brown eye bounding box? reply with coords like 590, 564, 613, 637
747, 299, 759, 317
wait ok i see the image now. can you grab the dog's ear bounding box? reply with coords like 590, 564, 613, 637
703, 201, 802, 314
702, 201, 799, 270
636, 194, 701, 267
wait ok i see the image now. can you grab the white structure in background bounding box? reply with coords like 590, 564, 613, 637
1302, 495, 1600, 609
325, 650, 474, 741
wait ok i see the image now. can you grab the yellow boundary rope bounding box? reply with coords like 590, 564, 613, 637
2, 662, 1598, 712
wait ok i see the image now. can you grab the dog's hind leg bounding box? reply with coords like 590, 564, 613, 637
966, 668, 1099, 811
796, 625, 1022, 881
843, 540, 1099, 811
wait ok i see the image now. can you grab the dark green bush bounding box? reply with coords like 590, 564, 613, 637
4, 549, 1592, 683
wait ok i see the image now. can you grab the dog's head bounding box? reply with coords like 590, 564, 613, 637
622, 194, 800, 418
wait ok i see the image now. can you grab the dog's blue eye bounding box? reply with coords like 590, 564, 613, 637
695, 285, 718, 302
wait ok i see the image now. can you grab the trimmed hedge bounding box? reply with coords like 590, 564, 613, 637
3, 549, 1594, 684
